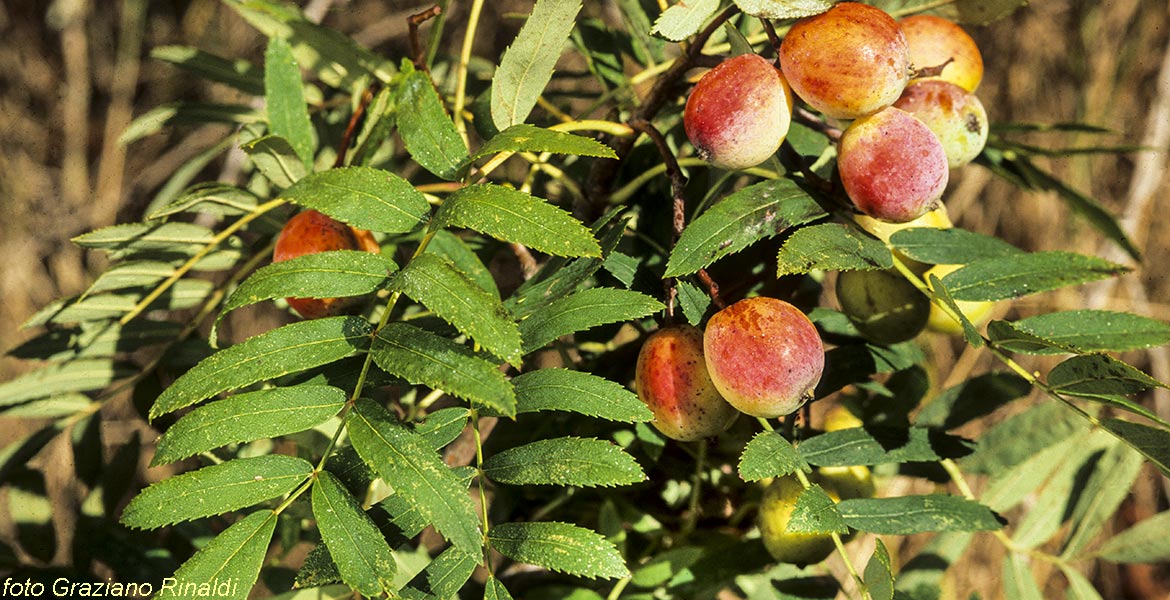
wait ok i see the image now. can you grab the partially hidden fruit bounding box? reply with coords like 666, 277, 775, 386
900, 14, 984, 92
923, 263, 997, 334
856, 205, 953, 274
894, 80, 989, 169
817, 406, 877, 502
703, 297, 824, 418
838, 106, 949, 223
273, 209, 381, 319
758, 475, 837, 566
779, 2, 910, 119
835, 269, 930, 345
635, 324, 739, 442
684, 53, 794, 170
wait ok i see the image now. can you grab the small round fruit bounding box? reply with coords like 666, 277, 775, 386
894, 80, 989, 169
817, 465, 876, 501
758, 475, 836, 566
900, 14, 984, 92
822, 404, 864, 432
836, 269, 930, 345
838, 106, 950, 223
703, 297, 824, 418
635, 324, 739, 442
273, 209, 381, 319
684, 53, 794, 170
779, 2, 910, 119
923, 263, 997, 334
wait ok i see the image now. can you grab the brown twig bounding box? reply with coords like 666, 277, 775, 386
332, 84, 378, 168
793, 105, 842, 142
408, 5, 443, 72
630, 118, 690, 319
697, 269, 726, 310
760, 18, 783, 61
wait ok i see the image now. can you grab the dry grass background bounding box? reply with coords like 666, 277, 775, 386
1, 0, 1168, 597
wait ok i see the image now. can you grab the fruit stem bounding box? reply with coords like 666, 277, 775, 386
679, 438, 709, 539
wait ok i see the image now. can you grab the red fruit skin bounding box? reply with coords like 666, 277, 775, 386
684, 53, 793, 170
635, 324, 739, 442
837, 106, 950, 223
272, 209, 380, 319
703, 297, 824, 419
893, 79, 989, 169
779, 2, 910, 119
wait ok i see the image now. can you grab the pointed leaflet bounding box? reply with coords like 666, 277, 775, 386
889, 227, 1023, 265
121, 455, 313, 530
488, 521, 629, 579
512, 368, 654, 423
651, 0, 720, 42
787, 484, 848, 534
156, 510, 277, 600
265, 37, 315, 166
281, 166, 430, 234
1011, 310, 1170, 354
0, 359, 135, 407
1092, 510, 1170, 563
1101, 418, 1170, 478
491, 0, 583, 129
482, 437, 645, 487
241, 134, 307, 188
396, 67, 469, 181
151, 46, 264, 96
220, 250, 397, 319
776, 223, 893, 277
797, 427, 974, 467
152, 385, 347, 466
391, 253, 522, 365
151, 316, 373, 419
472, 124, 617, 162
864, 540, 895, 600
434, 184, 600, 258
667, 178, 827, 277
1061, 439, 1146, 558
519, 287, 663, 353
836, 495, 1003, 534
346, 399, 482, 558
370, 322, 515, 416
940, 251, 1128, 302
399, 546, 479, 600
312, 471, 396, 597
734, 0, 832, 19
484, 575, 515, 600
738, 430, 810, 481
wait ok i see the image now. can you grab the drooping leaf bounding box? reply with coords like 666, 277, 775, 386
1092, 510, 1170, 563
312, 471, 396, 597
122, 455, 313, 530
926, 272, 984, 347
786, 484, 848, 535
488, 521, 629, 579
157, 510, 277, 600
265, 37, 315, 166
434, 184, 600, 258
484, 575, 516, 600
738, 430, 810, 481
241, 134, 307, 188
152, 385, 347, 465
473, 124, 616, 161
776, 223, 893, 276
347, 399, 482, 557
483, 437, 645, 487
512, 368, 653, 423
1100, 418, 1170, 478
836, 495, 1003, 534
150, 316, 373, 419
151, 45, 263, 95
280, 166, 431, 234
519, 287, 663, 353
491, 0, 583, 129
650, 0, 721, 42
889, 227, 1023, 265
940, 251, 1128, 302
797, 427, 975, 467
1011, 310, 1170, 354
864, 540, 895, 600
1048, 354, 1167, 399
396, 67, 469, 181
0, 359, 136, 407
987, 320, 1080, 355
668, 179, 827, 277
221, 250, 396, 319
914, 373, 1032, 430
399, 546, 479, 600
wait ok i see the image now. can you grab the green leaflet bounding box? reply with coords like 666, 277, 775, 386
786, 483, 848, 535
264, 37, 315, 167
796, 427, 975, 467
434, 184, 600, 258
650, 0, 720, 42
473, 124, 616, 162
940, 251, 1128, 302
241, 134, 306, 188
482, 437, 645, 487
733, 0, 831, 19
396, 67, 469, 181
738, 430, 810, 481
312, 471, 396, 596
836, 495, 1003, 534
221, 250, 397, 318
864, 540, 896, 600
491, 0, 583, 130
147, 182, 260, 220
488, 521, 629, 579
889, 227, 1023, 265
518, 287, 663, 353
776, 222, 893, 277
122, 455, 313, 530
157, 510, 277, 600
0, 359, 136, 407
399, 546, 479, 600
1092, 510, 1170, 563
151, 45, 265, 96
512, 368, 653, 423
280, 166, 431, 234
1101, 418, 1170, 479
119, 102, 261, 145
1010, 310, 1170, 354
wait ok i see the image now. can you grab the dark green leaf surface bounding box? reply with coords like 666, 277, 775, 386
1049, 354, 1167, 398
941, 252, 1128, 302
668, 179, 827, 277
222, 250, 396, 317
157, 510, 277, 600
474, 124, 617, 161
491, 0, 583, 129
797, 427, 975, 467
264, 37, 315, 166
435, 184, 600, 258
1101, 418, 1170, 478
312, 471, 396, 596
512, 368, 653, 422
1012, 310, 1170, 354
484, 575, 516, 600
371, 322, 515, 416
281, 166, 430, 234
152, 45, 263, 95
416, 407, 472, 450
122, 455, 313, 529
152, 385, 347, 465
392, 253, 522, 365
889, 227, 1023, 264
837, 495, 1003, 534
488, 521, 629, 579
483, 437, 645, 487
787, 484, 848, 534
776, 223, 893, 276
429, 230, 500, 298
150, 316, 373, 419
400, 546, 479, 600
396, 68, 469, 180
347, 399, 482, 557
865, 540, 895, 600
519, 287, 663, 353
987, 320, 1079, 355
915, 373, 1031, 430
738, 430, 810, 481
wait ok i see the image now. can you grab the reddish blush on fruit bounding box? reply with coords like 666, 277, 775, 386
684, 53, 794, 170
900, 14, 984, 92
837, 106, 950, 223
273, 209, 380, 319
779, 2, 910, 120
893, 79, 989, 169
703, 297, 824, 419
635, 324, 739, 442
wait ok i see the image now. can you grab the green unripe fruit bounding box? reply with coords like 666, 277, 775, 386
835, 269, 930, 345
758, 475, 837, 566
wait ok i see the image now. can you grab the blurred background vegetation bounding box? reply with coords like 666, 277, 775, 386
0, 0, 1168, 596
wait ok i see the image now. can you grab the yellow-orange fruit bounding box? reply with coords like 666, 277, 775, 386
894, 80, 989, 169
273, 209, 380, 319
635, 324, 739, 441
900, 14, 984, 92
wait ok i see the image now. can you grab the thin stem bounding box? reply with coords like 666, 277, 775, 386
791, 467, 870, 600
471, 408, 494, 571
679, 439, 709, 538
451, 0, 486, 145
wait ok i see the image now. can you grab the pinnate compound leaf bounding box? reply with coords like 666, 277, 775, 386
122, 455, 313, 530
312, 471, 396, 597
1100, 418, 1170, 478
483, 437, 645, 487
264, 37, 315, 166
519, 287, 663, 353
151, 316, 373, 419
513, 368, 653, 423
1012, 310, 1170, 354
776, 223, 892, 277
156, 510, 277, 600
668, 179, 827, 277
347, 399, 482, 558
797, 427, 975, 467
370, 322, 515, 416
491, 0, 583, 130
281, 166, 430, 234
488, 521, 629, 579
474, 124, 616, 161
400, 546, 479, 600
940, 251, 1128, 302
651, 0, 721, 41
889, 227, 1023, 264
392, 253, 522, 365
1092, 510, 1170, 563
734, 0, 832, 20
396, 67, 469, 181
738, 430, 809, 481
836, 495, 1003, 534
0, 359, 136, 407
152, 385, 347, 466
435, 184, 600, 258
221, 250, 397, 318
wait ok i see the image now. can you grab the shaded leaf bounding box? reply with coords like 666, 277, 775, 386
1101, 418, 1170, 478
474, 124, 616, 161
281, 166, 430, 234
865, 540, 895, 600
120, 102, 261, 145
915, 373, 1031, 430
265, 37, 315, 166
491, 0, 583, 129
435, 184, 600, 258
222, 250, 396, 318
797, 427, 975, 467
836, 495, 1003, 534
519, 287, 663, 353
151, 46, 264, 95
400, 546, 479, 600
241, 134, 307, 188
0, 359, 135, 407
312, 471, 396, 596
157, 510, 277, 600
889, 227, 1022, 265
941, 252, 1128, 302
148, 182, 260, 219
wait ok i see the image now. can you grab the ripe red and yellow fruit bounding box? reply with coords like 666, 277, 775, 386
703, 297, 824, 418
635, 324, 739, 442
684, 53, 794, 170
900, 14, 984, 92
894, 80, 989, 169
272, 209, 381, 319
